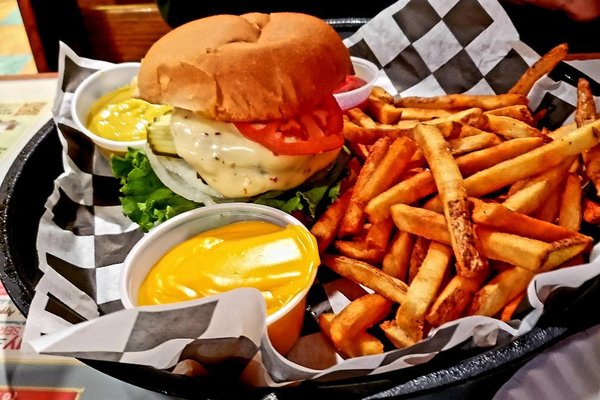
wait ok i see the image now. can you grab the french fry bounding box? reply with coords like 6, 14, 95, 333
413, 124, 486, 278
340, 137, 390, 237
575, 78, 597, 127
396, 107, 453, 121
318, 312, 384, 358
334, 240, 385, 264
329, 294, 392, 351
311, 188, 353, 252
532, 187, 562, 223
390, 203, 586, 271
321, 254, 408, 304
426, 269, 489, 327
395, 93, 528, 110
485, 114, 542, 139
393, 242, 453, 345
370, 86, 394, 103
408, 236, 430, 284
502, 158, 572, 215
366, 217, 395, 251
508, 42, 568, 95
367, 97, 403, 124
447, 132, 502, 156
500, 292, 525, 322
343, 117, 410, 144
366, 137, 543, 223
583, 197, 600, 225
485, 105, 535, 125
426, 120, 600, 211
382, 231, 414, 281
472, 200, 580, 242
558, 173, 583, 231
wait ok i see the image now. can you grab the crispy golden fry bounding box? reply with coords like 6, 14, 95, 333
318, 312, 384, 358
502, 158, 572, 215
548, 122, 577, 140
390, 203, 587, 271
500, 292, 525, 322
472, 200, 580, 242
575, 78, 597, 127
470, 235, 590, 317
334, 240, 386, 264
366, 137, 543, 223
329, 294, 392, 348
370, 86, 395, 103
423, 108, 488, 130
426, 120, 600, 211
321, 255, 408, 304
346, 140, 370, 162
311, 188, 353, 253
485, 114, 542, 139
343, 117, 411, 144
397, 107, 454, 121
393, 242, 453, 345
426, 269, 489, 327
413, 124, 486, 278
447, 132, 502, 156
367, 98, 403, 124
485, 105, 535, 125
558, 173, 583, 231
583, 197, 600, 225
395, 93, 528, 110
380, 320, 418, 348
508, 43, 568, 95
382, 231, 414, 281
361, 137, 418, 202
366, 217, 395, 251
340, 137, 390, 237
533, 187, 562, 223
408, 236, 430, 284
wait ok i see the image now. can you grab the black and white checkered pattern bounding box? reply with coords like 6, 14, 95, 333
22, 0, 600, 388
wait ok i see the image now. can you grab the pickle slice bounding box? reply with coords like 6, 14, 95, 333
147, 114, 179, 157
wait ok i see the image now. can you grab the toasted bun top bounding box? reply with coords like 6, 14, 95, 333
137, 12, 352, 121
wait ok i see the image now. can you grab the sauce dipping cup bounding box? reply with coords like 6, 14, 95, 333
70, 62, 142, 158
120, 203, 320, 356
334, 56, 380, 110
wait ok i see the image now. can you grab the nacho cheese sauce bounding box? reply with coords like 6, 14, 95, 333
86, 84, 171, 141
137, 220, 319, 315
170, 108, 340, 198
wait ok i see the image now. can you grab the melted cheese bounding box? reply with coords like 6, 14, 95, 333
170, 108, 340, 198
137, 220, 319, 315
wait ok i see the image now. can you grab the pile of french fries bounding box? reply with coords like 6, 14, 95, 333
312, 43, 600, 358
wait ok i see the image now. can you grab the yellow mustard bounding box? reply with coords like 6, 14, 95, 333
86, 84, 171, 141
137, 221, 319, 315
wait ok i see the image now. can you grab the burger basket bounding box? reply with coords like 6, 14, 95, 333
2, 0, 600, 398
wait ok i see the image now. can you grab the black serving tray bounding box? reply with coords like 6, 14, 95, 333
2, 119, 600, 400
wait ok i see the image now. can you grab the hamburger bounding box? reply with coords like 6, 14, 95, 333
135, 12, 353, 201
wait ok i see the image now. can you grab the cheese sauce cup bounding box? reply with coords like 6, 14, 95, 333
120, 203, 320, 355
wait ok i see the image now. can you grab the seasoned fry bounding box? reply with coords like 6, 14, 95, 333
367, 98, 403, 124
485, 114, 541, 139
321, 255, 408, 304
366, 217, 395, 251
396, 107, 453, 121
340, 137, 390, 237
366, 137, 543, 222
343, 117, 411, 144
426, 120, 600, 211
413, 124, 486, 278
558, 173, 582, 231
447, 132, 502, 156
532, 187, 562, 223
502, 158, 572, 215
311, 188, 353, 253
318, 312, 384, 358
370, 86, 395, 103
426, 269, 489, 327
485, 105, 535, 125
575, 78, 597, 127
395, 93, 528, 110
508, 43, 568, 95
472, 200, 580, 242
393, 242, 453, 345
334, 240, 386, 264
382, 231, 414, 281
329, 294, 392, 349
408, 236, 430, 284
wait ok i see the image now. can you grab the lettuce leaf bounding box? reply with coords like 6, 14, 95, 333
111, 149, 199, 232
111, 147, 350, 231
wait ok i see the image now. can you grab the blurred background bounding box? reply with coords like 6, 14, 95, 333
0, 0, 35, 74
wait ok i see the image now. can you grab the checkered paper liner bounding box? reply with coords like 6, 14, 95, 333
22, 0, 600, 388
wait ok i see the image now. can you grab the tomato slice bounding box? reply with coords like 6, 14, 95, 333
234, 96, 344, 156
